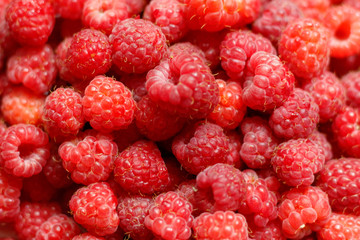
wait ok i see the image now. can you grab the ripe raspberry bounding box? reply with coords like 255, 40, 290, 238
124, 0, 147, 16
22, 172, 56, 202
82, 75, 136, 132
55, 37, 76, 84
72, 233, 105, 240
109, 18, 168, 74
144, 191, 193, 240
1, 85, 45, 126
117, 195, 154, 240
168, 42, 206, 63
6, 44, 57, 94
119, 73, 147, 102
278, 186, 331, 239
82, 0, 129, 35
269, 88, 320, 139
15, 202, 61, 240
220, 30, 276, 80
248, 218, 286, 240
42, 87, 85, 141
55, 0, 86, 20
69, 182, 119, 236
290, 0, 330, 21
0, 169, 22, 222
208, 80, 247, 130
65, 29, 112, 82
322, 5, 360, 58
35, 214, 81, 240
278, 18, 330, 79
341, 71, 360, 108
317, 213, 360, 240
5, 0, 55, 46
192, 211, 248, 240
253, 0, 303, 46
114, 140, 170, 195
316, 158, 360, 216
0, 124, 50, 178
308, 130, 333, 161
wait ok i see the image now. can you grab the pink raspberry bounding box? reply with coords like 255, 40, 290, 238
144, 191, 193, 240
317, 213, 360, 240
341, 71, 360, 108
69, 182, 119, 236
269, 88, 320, 139
6, 44, 57, 94
109, 18, 168, 74
55, 0, 86, 20
0, 169, 22, 222
22, 172, 56, 202
5, 0, 55, 46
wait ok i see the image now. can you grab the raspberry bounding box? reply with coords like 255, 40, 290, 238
114, 140, 170, 195
192, 211, 248, 240
82, 75, 136, 132
302, 71, 346, 122
5, 0, 55, 46
316, 158, 360, 216
248, 218, 286, 240
330, 54, 360, 78
278, 186, 331, 239
42, 87, 85, 141
322, 5, 360, 58
58, 130, 118, 185
290, 0, 330, 21
278, 18, 330, 79
144, 191, 193, 240
168, 42, 206, 63
35, 214, 81, 240
240, 116, 279, 169
341, 71, 360, 108
253, 0, 303, 46
60, 19, 84, 39
119, 73, 147, 102
55, 0, 86, 20
82, 0, 129, 35
117, 195, 154, 240
207, 80, 247, 130
69, 182, 119, 236
308, 130, 333, 161
269, 88, 320, 139
112, 122, 143, 152
143, 0, 188, 43
243, 51, 295, 111
1, 85, 45, 126
65, 29, 112, 82
6, 44, 57, 94
109, 18, 168, 74
125, 0, 147, 16
22, 172, 56, 202
55, 37, 76, 84
72, 233, 105, 240
0, 169, 22, 222
220, 30, 276, 80
0, 124, 50, 178
135, 95, 186, 141
317, 213, 360, 240
15, 202, 61, 240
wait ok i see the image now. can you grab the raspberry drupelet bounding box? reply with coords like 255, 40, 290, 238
248, 218, 286, 240
317, 213, 360, 240
0, 169, 22, 222
290, 0, 330, 21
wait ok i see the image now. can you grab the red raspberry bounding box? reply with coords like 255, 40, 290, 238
192, 211, 248, 240
82, 75, 136, 132
248, 218, 286, 240
65, 29, 112, 82
181, 0, 261, 32
317, 213, 360, 240
1, 85, 45, 126
69, 182, 119, 236
5, 0, 55, 46
290, 0, 330, 21
278, 18, 330, 79
15, 202, 61, 240
316, 158, 360, 216
0, 169, 22, 222
146, 53, 219, 119
144, 191, 193, 240
72, 233, 105, 240
35, 214, 81, 240
112, 122, 143, 152
303, 71, 346, 122
240, 116, 279, 169
143, 0, 187, 43
269, 88, 320, 139
55, 37, 76, 84
117, 195, 154, 240
278, 186, 331, 239
124, 0, 147, 16
59, 130, 118, 185
208, 80, 247, 130
243, 51, 295, 111
322, 5, 360, 58
308, 130, 333, 161
168, 42, 206, 63
6, 44, 57, 94
109, 18, 168, 74
119, 73, 147, 102
42, 87, 85, 141
0, 124, 50, 178
22, 172, 56, 202
82, 0, 129, 35
341, 71, 360, 108
172, 121, 242, 175
55, 0, 86, 20
114, 140, 170, 195
253, 0, 303, 46
271, 138, 325, 187
220, 30, 276, 80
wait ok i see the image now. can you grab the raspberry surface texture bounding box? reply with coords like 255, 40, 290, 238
341, 71, 360, 108
0, 169, 22, 222
317, 213, 360, 240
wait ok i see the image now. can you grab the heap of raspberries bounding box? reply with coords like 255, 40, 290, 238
2, 0, 360, 239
